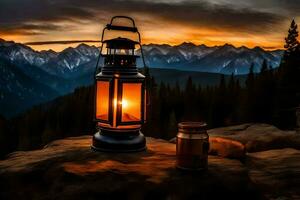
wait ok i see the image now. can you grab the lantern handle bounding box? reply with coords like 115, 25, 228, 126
107, 16, 137, 33
95, 16, 147, 75
101, 16, 140, 43
110, 16, 136, 29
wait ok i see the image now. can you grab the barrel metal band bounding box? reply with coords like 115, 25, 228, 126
177, 132, 208, 140
178, 129, 207, 134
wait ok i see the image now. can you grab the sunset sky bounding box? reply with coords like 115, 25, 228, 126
0, 0, 299, 52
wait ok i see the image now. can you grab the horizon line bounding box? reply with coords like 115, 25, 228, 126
19, 39, 282, 50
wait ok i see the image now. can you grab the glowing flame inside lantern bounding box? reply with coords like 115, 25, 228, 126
121, 99, 129, 108
113, 98, 129, 109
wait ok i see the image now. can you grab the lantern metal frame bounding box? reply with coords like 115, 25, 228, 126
91, 16, 147, 152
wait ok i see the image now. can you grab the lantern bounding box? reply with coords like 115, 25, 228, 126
92, 16, 147, 152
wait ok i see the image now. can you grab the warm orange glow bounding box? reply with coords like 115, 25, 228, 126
113, 79, 118, 127
120, 99, 129, 109
96, 81, 143, 127
121, 83, 142, 122
3, 17, 298, 51
96, 81, 110, 120
113, 98, 128, 109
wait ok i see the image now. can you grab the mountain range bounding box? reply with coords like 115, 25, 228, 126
0, 39, 97, 117
142, 42, 283, 74
0, 38, 283, 117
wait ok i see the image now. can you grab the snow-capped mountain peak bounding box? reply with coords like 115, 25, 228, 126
0, 39, 283, 76
0, 40, 54, 66
142, 42, 283, 74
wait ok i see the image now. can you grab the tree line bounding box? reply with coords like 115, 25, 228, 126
0, 20, 299, 158
143, 19, 299, 138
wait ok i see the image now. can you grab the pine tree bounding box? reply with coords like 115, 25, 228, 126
167, 110, 177, 139
278, 19, 300, 128
227, 73, 237, 124
246, 63, 255, 88
183, 76, 197, 120
284, 19, 299, 57
256, 60, 275, 123
173, 81, 184, 122
228, 73, 235, 92
219, 74, 226, 93
260, 59, 268, 74
158, 82, 169, 136
210, 74, 228, 127
142, 66, 151, 91
244, 63, 256, 122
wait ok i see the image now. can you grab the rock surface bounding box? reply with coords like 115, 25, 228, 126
208, 123, 300, 152
247, 148, 300, 200
1, 126, 300, 200
0, 136, 260, 200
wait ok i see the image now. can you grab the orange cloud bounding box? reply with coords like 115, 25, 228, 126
1, 0, 297, 51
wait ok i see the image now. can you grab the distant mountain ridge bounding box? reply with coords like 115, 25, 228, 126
0, 39, 283, 77
0, 38, 283, 117
0, 40, 99, 78
0, 40, 98, 117
141, 42, 283, 74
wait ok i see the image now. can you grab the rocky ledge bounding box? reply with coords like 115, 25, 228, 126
0, 124, 299, 200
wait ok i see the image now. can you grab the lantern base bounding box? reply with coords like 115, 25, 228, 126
91, 130, 146, 152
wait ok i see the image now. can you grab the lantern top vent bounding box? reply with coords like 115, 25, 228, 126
103, 37, 138, 49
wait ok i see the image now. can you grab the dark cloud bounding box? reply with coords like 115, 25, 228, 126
283, 0, 300, 13
0, 0, 292, 35
244, 0, 300, 16
25, 40, 100, 45
0, 0, 95, 23
262, 46, 283, 50
0, 23, 64, 35
69, 0, 286, 33
136, 2, 283, 33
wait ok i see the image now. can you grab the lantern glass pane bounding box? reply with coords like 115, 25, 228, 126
121, 83, 142, 122
96, 81, 110, 121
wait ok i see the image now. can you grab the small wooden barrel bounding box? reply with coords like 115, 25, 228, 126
176, 122, 209, 171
